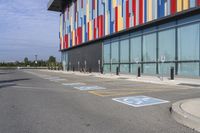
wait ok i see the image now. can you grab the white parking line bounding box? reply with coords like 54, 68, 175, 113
74, 86, 106, 91
62, 83, 86, 86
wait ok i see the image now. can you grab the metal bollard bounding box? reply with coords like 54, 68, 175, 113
100, 67, 103, 74
137, 67, 141, 77
116, 67, 119, 75
89, 68, 92, 73
73, 66, 75, 72
170, 67, 174, 80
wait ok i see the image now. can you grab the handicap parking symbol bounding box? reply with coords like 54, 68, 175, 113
113, 96, 169, 107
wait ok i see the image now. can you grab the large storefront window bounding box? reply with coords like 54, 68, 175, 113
143, 64, 156, 75
120, 64, 129, 73
111, 41, 119, 63
178, 63, 199, 76
143, 33, 157, 62
61, 52, 68, 71
143, 33, 157, 74
130, 36, 141, 63
158, 29, 175, 61
103, 43, 110, 63
104, 64, 110, 73
178, 24, 200, 61
120, 39, 129, 63
158, 29, 176, 74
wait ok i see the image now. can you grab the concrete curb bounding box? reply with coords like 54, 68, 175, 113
171, 99, 200, 132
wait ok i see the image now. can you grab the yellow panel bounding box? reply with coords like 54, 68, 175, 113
89, 21, 92, 40
118, 5, 123, 31
177, 0, 183, 12
113, 0, 117, 8
148, 0, 153, 21
183, 0, 189, 10
72, 31, 75, 46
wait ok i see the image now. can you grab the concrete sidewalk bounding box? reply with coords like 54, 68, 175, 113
171, 98, 200, 132
40, 70, 200, 87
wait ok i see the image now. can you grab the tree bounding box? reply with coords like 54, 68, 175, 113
48, 56, 56, 67
24, 57, 29, 66
48, 56, 56, 63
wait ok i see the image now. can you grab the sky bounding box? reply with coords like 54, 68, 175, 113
0, 0, 60, 62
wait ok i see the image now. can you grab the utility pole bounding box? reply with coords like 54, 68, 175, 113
35, 55, 38, 67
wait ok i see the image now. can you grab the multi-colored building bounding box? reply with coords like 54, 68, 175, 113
48, 0, 200, 77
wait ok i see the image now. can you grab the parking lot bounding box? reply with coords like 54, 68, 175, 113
0, 69, 199, 133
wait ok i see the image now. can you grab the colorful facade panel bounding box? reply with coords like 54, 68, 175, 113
60, 0, 200, 50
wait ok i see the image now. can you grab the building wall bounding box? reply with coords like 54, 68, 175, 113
103, 14, 200, 77
60, 0, 200, 50
62, 41, 102, 72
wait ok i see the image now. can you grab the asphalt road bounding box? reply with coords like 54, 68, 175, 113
0, 69, 199, 133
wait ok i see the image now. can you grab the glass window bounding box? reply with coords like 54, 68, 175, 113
130, 36, 142, 62
120, 64, 129, 73
158, 29, 175, 61
143, 33, 157, 62
143, 64, 156, 75
178, 63, 199, 76
103, 65, 110, 73
120, 39, 129, 63
103, 43, 110, 63
178, 24, 200, 60
131, 64, 141, 74
111, 64, 119, 73
158, 63, 175, 75
111, 41, 119, 63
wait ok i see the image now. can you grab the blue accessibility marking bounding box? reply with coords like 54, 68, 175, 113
112, 96, 169, 107
74, 86, 106, 91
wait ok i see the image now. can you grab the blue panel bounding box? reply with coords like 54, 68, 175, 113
158, 0, 165, 18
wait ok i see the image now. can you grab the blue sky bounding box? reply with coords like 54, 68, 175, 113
0, 0, 60, 62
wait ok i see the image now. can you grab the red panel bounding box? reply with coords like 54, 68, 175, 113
139, 0, 143, 24
171, 0, 176, 14
198, 0, 200, 6
101, 15, 104, 37
115, 6, 118, 32
75, 30, 77, 46
77, 27, 82, 45
97, 16, 100, 37
126, 0, 130, 29
132, 0, 136, 26
65, 35, 68, 49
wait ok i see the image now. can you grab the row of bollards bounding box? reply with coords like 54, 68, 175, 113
61, 65, 175, 80
115, 66, 174, 80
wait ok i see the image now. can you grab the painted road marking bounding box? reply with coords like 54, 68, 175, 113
62, 83, 86, 86
112, 95, 169, 107
74, 86, 106, 91
50, 78, 66, 82
88, 88, 163, 97
45, 77, 60, 80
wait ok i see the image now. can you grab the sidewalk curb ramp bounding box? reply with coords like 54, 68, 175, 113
171, 99, 200, 132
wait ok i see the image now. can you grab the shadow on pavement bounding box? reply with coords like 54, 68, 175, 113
0, 83, 16, 89
0, 78, 30, 84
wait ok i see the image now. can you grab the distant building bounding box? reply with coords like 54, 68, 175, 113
48, 0, 200, 77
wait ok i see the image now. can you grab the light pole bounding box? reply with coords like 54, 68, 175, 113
35, 55, 38, 67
